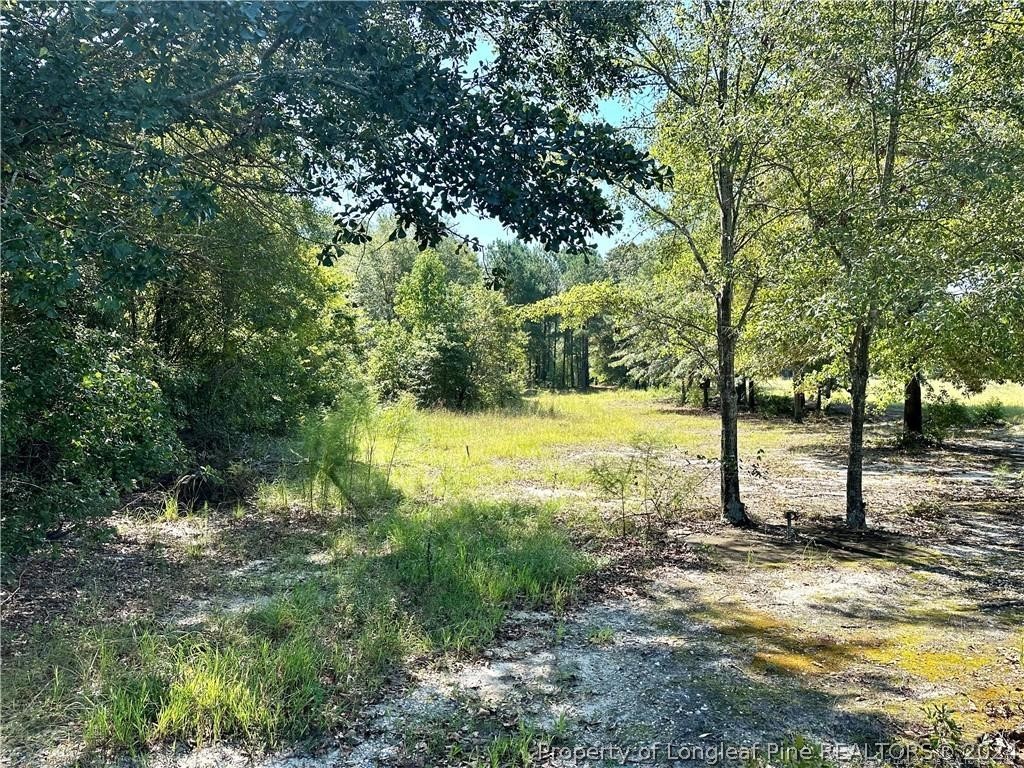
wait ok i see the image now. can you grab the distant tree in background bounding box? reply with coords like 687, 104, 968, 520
368, 250, 524, 409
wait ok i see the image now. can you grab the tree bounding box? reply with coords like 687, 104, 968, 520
2, 3, 660, 275
483, 240, 561, 387
369, 251, 524, 409
609, 239, 717, 398
773, 0, 1022, 527
1, 2, 662, 551
520, 281, 621, 391
627, 1, 803, 525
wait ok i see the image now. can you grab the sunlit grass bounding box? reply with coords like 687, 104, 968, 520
958, 381, 1024, 425
764, 376, 1024, 425
6, 496, 586, 756
387, 388, 818, 500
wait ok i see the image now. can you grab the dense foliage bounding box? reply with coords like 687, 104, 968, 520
2, 0, 1022, 553
1, 2, 659, 555
367, 248, 525, 409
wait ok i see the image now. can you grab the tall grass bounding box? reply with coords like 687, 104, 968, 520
381, 500, 587, 651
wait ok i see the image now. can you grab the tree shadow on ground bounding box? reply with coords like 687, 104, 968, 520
769, 424, 1024, 611
525, 585, 902, 762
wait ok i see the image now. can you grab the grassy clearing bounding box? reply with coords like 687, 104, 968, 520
814, 377, 1024, 425
0, 389, 879, 758
5, 386, 1022, 760
12, 390, 737, 758
388, 388, 823, 500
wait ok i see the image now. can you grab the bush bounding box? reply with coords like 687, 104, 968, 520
924, 396, 1004, 443
367, 256, 526, 410
756, 392, 795, 418
298, 389, 416, 510
2, 327, 183, 555
156, 246, 360, 449
589, 434, 704, 537
407, 331, 479, 408
298, 387, 374, 510
1, 195, 362, 558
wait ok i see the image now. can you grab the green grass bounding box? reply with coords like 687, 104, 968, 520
9, 385, 1020, 758
952, 381, 1024, 425
586, 626, 616, 646
5, 496, 587, 756
2, 389, 815, 759
84, 626, 328, 750
386, 388, 818, 500
788, 376, 1024, 425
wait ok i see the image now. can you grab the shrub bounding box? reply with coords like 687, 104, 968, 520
589, 434, 704, 537
298, 387, 374, 510
924, 396, 1004, 443
297, 389, 416, 510
366, 252, 525, 410
1, 327, 183, 555
756, 392, 795, 418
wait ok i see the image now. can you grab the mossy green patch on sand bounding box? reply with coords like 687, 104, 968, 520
751, 652, 825, 676
864, 626, 993, 681
699, 607, 880, 677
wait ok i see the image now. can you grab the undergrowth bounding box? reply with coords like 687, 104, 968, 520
5, 498, 588, 756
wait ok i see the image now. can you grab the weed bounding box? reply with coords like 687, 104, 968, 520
586, 626, 615, 646
551, 711, 571, 740
298, 388, 374, 511
381, 499, 590, 653
553, 621, 567, 644
924, 395, 1005, 444
481, 721, 540, 768
162, 494, 180, 521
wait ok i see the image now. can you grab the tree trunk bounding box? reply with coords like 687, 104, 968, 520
550, 324, 557, 385
815, 385, 822, 412
846, 322, 871, 529
566, 328, 574, 389
737, 375, 747, 408
747, 379, 756, 413
540, 321, 548, 386
792, 376, 804, 423
578, 326, 589, 390
559, 328, 567, 388
711, 129, 749, 525
718, 286, 749, 526
701, 378, 710, 409
903, 373, 923, 438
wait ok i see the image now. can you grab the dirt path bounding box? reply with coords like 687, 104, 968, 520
330, 430, 1024, 767
329, 552, 1020, 766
